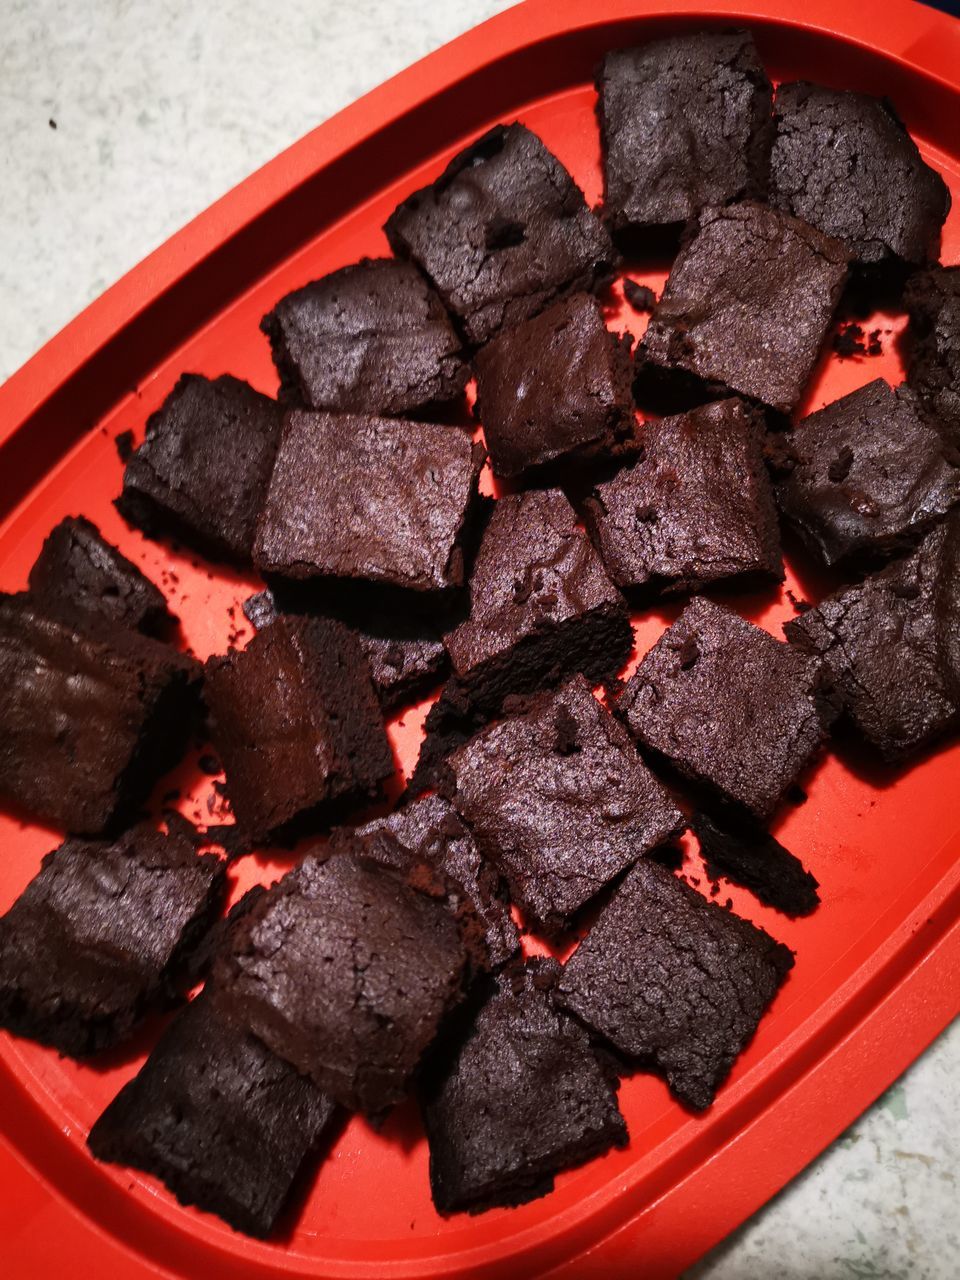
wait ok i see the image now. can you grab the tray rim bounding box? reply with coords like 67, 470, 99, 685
2, 1, 960, 1277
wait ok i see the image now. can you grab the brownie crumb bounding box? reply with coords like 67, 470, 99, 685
833, 322, 867, 358
197, 754, 221, 776
624, 281, 657, 312
114, 429, 135, 462
786, 590, 811, 615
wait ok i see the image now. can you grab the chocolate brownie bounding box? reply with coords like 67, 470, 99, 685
473, 293, 635, 479
556, 858, 794, 1109
333, 793, 519, 967
582, 397, 782, 594
691, 811, 820, 917
211, 852, 469, 1116
117, 374, 283, 563
785, 513, 960, 761
618, 597, 835, 823
88, 994, 337, 1237
253, 410, 483, 591
0, 597, 200, 835
27, 515, 173, 636
598, 31, 773, 234
637, 202, 849, 414
0, 827, 224, 1057
385, 123, 617, 346
772, 379, 960, 568
419, 961, 627, 1214
443, 489, 632, 714
769, 83, 950, 268
243, 585, 448, 712
444, 677, 685, 935
260, 257, 469, 415
204, 615, 393, 840
905, 266, 960, 438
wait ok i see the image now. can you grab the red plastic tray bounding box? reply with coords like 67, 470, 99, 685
2, 1, 960, 1276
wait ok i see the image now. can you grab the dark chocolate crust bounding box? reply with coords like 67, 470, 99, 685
773, 379, 960, 569
211, 853, 468, 1117
691, 811, 820, 918
598, 31, 773, 233
769, 82, 950, 268
618, 596, 836, 823
0, 827, 224, 1057
0, 596, 200, 835
445, 677, 685, 935
116, 374, 282, 564
444, 488, 632, 714
27, 515, 173, 636
473, 292, 636, 479
333, 793, 519, 968
260, 257, 468, 415
637, 201, 849, 414
204, 614, 393, 840
420, 961, 627, 1214
556, 858, 794, 1110
582, 397, 782, 594
385, 123, 617, 346
905, 266, 960, 438
253, 410, 483, 592
785, 513, 960, 761
88, 994, 337, 1237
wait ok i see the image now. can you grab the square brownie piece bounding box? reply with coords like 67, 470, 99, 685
772, 379, 960, 569
243, 585, 448, 712
27, 515, 173, 636
769, 83, 950, 269
691, 811, 820, 918
618, 596, 835, 823
444, 488, 632, 714
253, 410, 483, 592
261, 257, 468, 415
88, 994, 337, 1238
637, 202, 849, 414
385, 123, 617, 346
444, 677, 685, 935
785, 512, 960, 762
333, 793, 519, 967
0, 597, 200, 835
117, 374, 282, 563
473, 292, 635, 479
419, 960, 627, 1214
211, 852, 469, 1117
557, 858, 794, 1110
204, 615, 393, 840
0, 826, 225, 1058
598, 31, 773, 234
582, 397, 782, 594
905, 266, 960, 437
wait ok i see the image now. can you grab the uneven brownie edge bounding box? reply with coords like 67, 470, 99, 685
691, 811, 820, 918
88, 994, 338, 1237
419, 960, 627, 1214
556, 859, 795, 1110
905, 266, 960, 439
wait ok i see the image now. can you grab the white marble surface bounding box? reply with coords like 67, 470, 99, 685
1, 2, 957, 1276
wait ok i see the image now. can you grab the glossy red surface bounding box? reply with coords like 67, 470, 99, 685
1, 2, 959, 1276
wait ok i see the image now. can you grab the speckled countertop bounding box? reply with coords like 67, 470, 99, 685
1, 2, 957, 1276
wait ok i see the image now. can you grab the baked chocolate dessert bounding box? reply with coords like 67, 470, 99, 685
691, 811, 820, 917
905, 265, 960, 438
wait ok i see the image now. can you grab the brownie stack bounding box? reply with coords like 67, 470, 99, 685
1, 20, 957, 1247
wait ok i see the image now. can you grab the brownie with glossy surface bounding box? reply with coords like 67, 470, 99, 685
598, 31, 773, 234
203, 614, 393, 840
557, 858, 794, 1109
385, 124, 617, 346
117, 374, 283, 563
637, 201, 849, 414
582, 397, 782, 594
0, 827, 224, 1057
618, 596, 836, 823
261, 257, 468, 414
88, 994, 337, 1237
